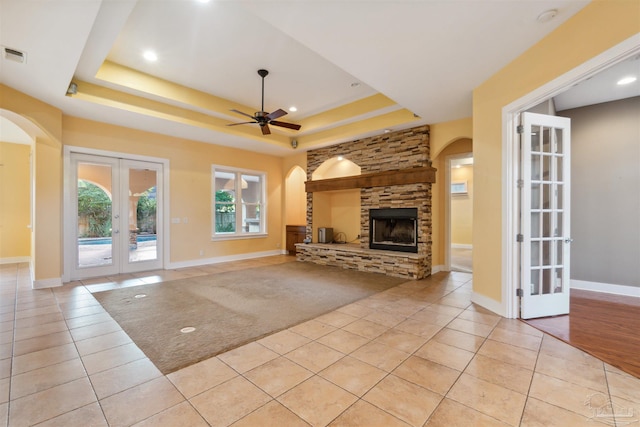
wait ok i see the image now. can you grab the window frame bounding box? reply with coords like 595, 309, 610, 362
212, 165, 267, 240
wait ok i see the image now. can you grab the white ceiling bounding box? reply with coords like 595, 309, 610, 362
554, 54, 640, 111
4, 0, 635, 155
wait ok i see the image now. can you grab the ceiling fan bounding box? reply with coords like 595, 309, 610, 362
227, 69, 301, 136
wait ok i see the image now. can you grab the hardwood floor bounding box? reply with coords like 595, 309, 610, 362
524, 289, 640, 378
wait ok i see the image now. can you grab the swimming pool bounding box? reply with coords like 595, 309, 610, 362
79, 235, 157, 245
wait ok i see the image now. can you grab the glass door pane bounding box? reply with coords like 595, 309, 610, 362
241, 173, 262, 233
128, 168, 158, 263
71, 154, 120, 279
76, 163, 113, 268
520, 112, 571, 319
70, 154, 163, 280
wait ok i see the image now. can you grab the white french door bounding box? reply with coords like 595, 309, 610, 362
69, 153, 163, 280
520, 112, 571, 319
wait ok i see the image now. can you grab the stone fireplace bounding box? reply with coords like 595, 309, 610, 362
296, 125, 435, 279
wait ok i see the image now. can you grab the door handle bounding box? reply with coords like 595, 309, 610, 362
114, 230, 120, 234
564, 238, 573, 243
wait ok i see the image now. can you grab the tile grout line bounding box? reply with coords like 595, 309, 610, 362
514, 326, 545, 426
51, 283, 107, 427
4, 264, 19, 427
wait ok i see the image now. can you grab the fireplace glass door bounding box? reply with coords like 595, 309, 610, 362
369, 208, 418, 253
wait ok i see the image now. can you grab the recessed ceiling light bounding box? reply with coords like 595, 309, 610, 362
143, 50, 158, 62
617, 76, 637, 85
289, 106, 297, 112
195, 0, 210, 3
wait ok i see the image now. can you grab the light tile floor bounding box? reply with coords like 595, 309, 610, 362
1, 257, 639, 426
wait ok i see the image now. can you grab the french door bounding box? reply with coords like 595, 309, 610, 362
69, 153, 163, 280
520, 112, 571, 319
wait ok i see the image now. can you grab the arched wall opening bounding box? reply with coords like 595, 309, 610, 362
0, 115, 33, 263
284, 165, 306, 226
431, 137, 473, 271
0, 107, 63, 287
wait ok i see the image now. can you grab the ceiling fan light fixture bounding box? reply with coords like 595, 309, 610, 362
227, 68, 301, 135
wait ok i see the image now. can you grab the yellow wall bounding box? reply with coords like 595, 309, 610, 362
472, 0, 640, 302
284, 165, 306, 226
0, 142, 31, 259
329, 190, 360, 242
430, 118, 472, 160
311, 192, 332, 242
451, 165, 473, 245
312, 157, 361, 180
34, 138, 63, 282
62, 116, 285, 263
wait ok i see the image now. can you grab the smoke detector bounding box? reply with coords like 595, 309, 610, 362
537, 9, 558, 23
2, 46, 26, 63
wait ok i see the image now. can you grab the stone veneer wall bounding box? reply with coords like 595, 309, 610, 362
301, 125, 432, 279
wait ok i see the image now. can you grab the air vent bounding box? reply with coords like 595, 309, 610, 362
3, 46, 26, 63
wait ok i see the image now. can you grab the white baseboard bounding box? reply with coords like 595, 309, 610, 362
33, 277, 63, 289
168, 249, 284, 270
571, 279, 640, 298
0, 256, 30, 265
451, 244, 472, 250
471, 291, 506, 317
431, 264, 445, 274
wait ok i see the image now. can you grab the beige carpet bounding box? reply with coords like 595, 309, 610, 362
93, 262, 405, 374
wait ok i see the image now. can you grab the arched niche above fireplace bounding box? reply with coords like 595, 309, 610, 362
312, 156, 361, 181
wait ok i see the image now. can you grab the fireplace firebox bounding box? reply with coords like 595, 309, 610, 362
369, 208, 418, 253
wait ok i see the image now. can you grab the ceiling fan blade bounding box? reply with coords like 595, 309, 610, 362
227, 121, 257, 126
266, 109, 287, 121
260, 123, 271, 135
270, 120, 301, 131
230, 109, 256, 120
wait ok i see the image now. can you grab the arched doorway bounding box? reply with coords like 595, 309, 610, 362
432, 137, 473, 272
0, 116, 32, 264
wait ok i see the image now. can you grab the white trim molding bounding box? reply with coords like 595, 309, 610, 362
33, 277, 63, 289
471, 291, 505, 317
168, 250, 283, 270
431, 264, 445, 274
62, 145, 171, 282
0, 256, 30, 265
501, 34, 640, 320
451, 244, 472, 250
571, 280, 640, 298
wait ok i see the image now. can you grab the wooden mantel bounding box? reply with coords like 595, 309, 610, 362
305, 166, 436, 193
